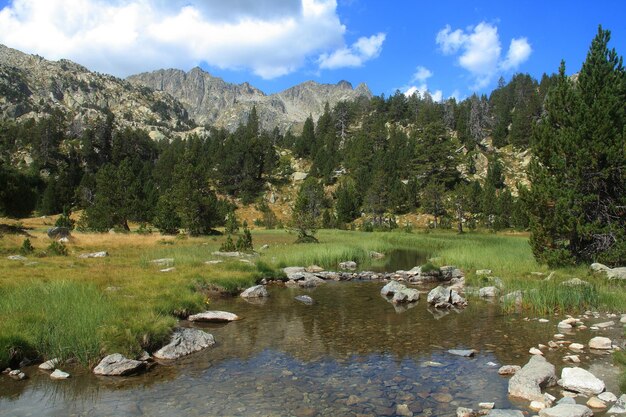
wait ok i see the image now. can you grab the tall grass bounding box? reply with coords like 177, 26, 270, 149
0, 281, 119, 367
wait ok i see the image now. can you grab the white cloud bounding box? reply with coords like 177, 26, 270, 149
436, 22, 532, 90
501, 37, 532, 70
318, 32, 385, 69
411, 65, 432, 83
0, 0, 383, 78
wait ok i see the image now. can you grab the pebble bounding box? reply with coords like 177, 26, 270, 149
498, 365, 521, 375
569, 343, 584, 351
530, 400, 547, 411
586, 397, 606, 409
396, 404, 412, 417
529, 347, 544, 355
478, 402, 495, 409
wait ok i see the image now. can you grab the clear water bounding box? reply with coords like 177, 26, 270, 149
0, 281, 623, 417
368, 249, 428, 273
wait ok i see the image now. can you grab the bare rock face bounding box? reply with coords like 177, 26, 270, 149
153, 328, 216, 360
93, 354, 146, 376
508, 355, 557, 401
0, 44, 193, 132
127, 67, 372, 133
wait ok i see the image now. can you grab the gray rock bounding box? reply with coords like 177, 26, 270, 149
558, 367, 605, 395
508, 355, 557, 401
211, 251, 245, 257
450, 290, 467, 306
440, 266, 463, 280
187, 311, 240, 322
591, 263, 626, 280
392, 288, 420, 304
598, 391, 617, 403
557, 397, 576, 405
93, 353, 146, 376
283, 266, 306, 275
50, 369, 70, 379
305, 265, 325, 273
38, 358, 60, 370
561, 278, 590, 287
298, 275, 326, 288
427, 285, 451, 305
240, 285, 269, 298
538, 404, 593, 417
380, 280, 406, 296
78, 251, 108, 259
588, 336, 612, 350
485, 410, 524, 417
607, 394, 626, 414
7, 255, 27, 261
448, 349, 475, 357
47, 227, 70, 239
339, 261, 357, 270
369, 251, 385, 259
153, 328, 215, 360
8, 369, 26, 380
501, 290, 523, 306
295, 295, 314, 304
479, 286, 500, 297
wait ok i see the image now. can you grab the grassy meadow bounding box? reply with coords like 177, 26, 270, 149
1, 220, 625, 370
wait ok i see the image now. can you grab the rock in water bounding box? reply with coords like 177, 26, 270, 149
38, 358, 60, 370
381, 280, 406, 296
508, 355, 557, 401
607, 394, 626, 414
588, 336, 612, 350
339, 261, 357, 270
153, 328, 215, 360
187, 311, 240, 322
392, 288, 420, 304
448, 349, 475, 357
240, 285, 269, 298
538, 404, 593, 417
498, 365, 521, 375
485, 410, 524, 417
295, 295, 314, 304
558, 367, 605, 395
50, 369, 70, 379
93, 353, 146, 376
427, 285, 451, 304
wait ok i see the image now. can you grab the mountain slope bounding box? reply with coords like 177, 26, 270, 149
127, 67, 372, 132
0, 44, 195, 136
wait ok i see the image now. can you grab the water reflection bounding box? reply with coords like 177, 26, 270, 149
0, 282, 622, 417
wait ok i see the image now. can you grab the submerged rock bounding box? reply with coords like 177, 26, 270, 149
558, 367, 605, 395
188, 311, 240, 323
538, 404, 593, 417
508, 355, 557, 401
93, 354, 146, 376
498, 365, 521, 375
485, 410, 524, 417
295, 295, 314, 304
153, 328, 215, 360
240, 285, 269, 298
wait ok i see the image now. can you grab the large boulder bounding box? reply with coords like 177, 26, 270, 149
187, 311, 240, 322
93, 354, 146, 376
380, 280, 406, 296
240, 285, 269, 298
508, 355, 557, 401
558, 367, 605, 395
538, 404, 593, 417
153, 328, 215, 360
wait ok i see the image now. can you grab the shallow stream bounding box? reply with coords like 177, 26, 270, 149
0, 281, 623, 416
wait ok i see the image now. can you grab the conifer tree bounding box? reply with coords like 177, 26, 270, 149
526, 27, 626, 266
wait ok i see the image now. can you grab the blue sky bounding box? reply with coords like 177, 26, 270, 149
0, 0, 624, 98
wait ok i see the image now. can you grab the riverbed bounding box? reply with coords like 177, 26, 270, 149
0, 281, 623, 416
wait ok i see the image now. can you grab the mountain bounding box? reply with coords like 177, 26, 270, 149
127, 67, 372, 132
0, 44, 196, 138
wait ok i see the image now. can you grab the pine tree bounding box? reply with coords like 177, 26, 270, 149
291, 177, 326, 243
526, 27, 626, 266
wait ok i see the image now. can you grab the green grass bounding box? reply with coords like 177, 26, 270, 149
1, 227, 625, 371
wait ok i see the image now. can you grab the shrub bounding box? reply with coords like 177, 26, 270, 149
47, 241, 68, 256
19, 238, 34, 255
220, 234, 236, 252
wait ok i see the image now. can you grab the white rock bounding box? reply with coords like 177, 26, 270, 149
7, 255, 27, 261
607, 394, 626, 414
530, 400, 547, 411
558, 367, 605, 395
38, 358, 60, 370
529, 347, 544, 355
479, 402, 495, 409
78, 251, 108, 259
187, 311, 240, 322
479, 286, 500, 297
598, 391, 617, 402
538, 318, 550, 323
160, 267, 175, 272
588, 336, 612, 350
50, 369, 70, 379
538, 404, 593, 417
569, 343, 584, 351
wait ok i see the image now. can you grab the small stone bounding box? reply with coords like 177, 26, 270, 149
588, 336, 612, 349
557, 397, 576, 405
529, 347, 544, 355
294, 407, 318, 417
539, 318, 550, 323
530, 401, 547, 411
498, 365, 521, 375
295, 295, 314, 304
554, 334, 565, 339
50, 369, 70, 379
594, 321, 614, 328
396, 404, 412, 417
448, 349, 475, 357
597, 392, 617, 403
478, 402, 495, 409
39, 358, 60, 370
557, 321, 572, 329
346, 395, 361, 406
586, 397, 606, 409
160, 267, 175, 272
563, 355, 580, 363
487, 361, 498, 367
433, 392, 453, 402
569, 343, 584, 351
187, 311, 240, 322
8, 369, 26, 380
456, 407, 474, 417
78, 251, 108, 259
